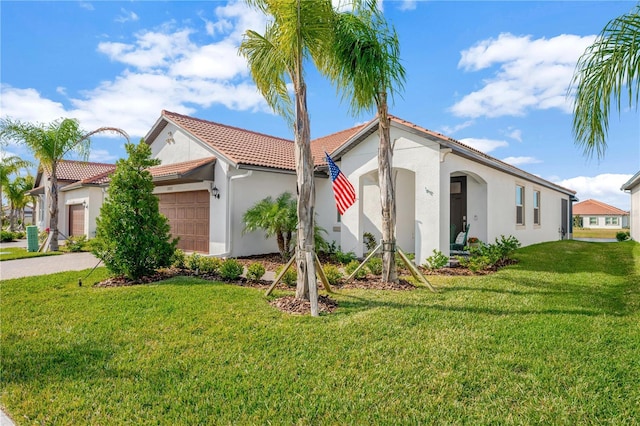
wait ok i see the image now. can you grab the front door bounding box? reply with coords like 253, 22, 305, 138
561, 198, 568, 239
450, 176, 467, 240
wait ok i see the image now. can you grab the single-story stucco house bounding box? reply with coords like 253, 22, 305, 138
572, 199, 630, 230
32, 110, 577, 264
622, 172, 640, 240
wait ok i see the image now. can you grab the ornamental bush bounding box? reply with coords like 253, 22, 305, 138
246, 262, 266, 282
345, 260, 366, 280
92, 141, 177, 280
219, 258, 244, 281
322, 264, 343, 286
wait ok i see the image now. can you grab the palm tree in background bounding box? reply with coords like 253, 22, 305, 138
329, 3, 406, 283
239, 0, 336, 315
570, 3, 640, 158
4, 175, 34, 231
0, 118, 129, 250
0, 154, 31, 226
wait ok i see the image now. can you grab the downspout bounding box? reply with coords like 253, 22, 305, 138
220, 169, 253, 257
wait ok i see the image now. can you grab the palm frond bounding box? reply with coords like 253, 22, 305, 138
570, 4, 640, 159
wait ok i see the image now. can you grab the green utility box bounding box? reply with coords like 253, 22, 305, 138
26, 225, 39, 252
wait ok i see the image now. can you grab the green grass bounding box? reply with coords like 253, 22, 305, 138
1, 241, 639, 424
0, 247, 61, 261
573, 228, 621, 238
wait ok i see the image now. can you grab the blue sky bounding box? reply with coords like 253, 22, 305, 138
1, 0, 638, 210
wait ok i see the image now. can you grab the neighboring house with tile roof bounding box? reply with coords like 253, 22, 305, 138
572, 199, 629, 230
143, 110, 577, 260
621, 172, 640, 240
30, 160, 116, 239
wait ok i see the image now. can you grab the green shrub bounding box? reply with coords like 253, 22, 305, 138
92, 141, 177, 280
616, 231, 630, 241
220, 259, 244, 281
275, 265, 297, 287
38, 230, 49, 244
424, 249, 449, 270
199, 256, 222, 274
185, 253, 201, 271
322, 264, 343, 286
0, 230, 15, 242
64, 235, 87, 252
494, 235, 521, 259
13, 231, 25, 239
345, 260, 366, 280
172, 249, 186, 269
334, 250, 357, 265
246, 262, 266, 282
366, 256, 383, 275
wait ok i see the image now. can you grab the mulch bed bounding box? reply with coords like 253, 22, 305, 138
92, 254, 517, 315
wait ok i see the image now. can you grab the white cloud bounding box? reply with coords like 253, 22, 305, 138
88, 149, 119, 163
555, 173, 633, 211
503, 127, 522, 142
399, 1, 417, 11
440, 120, 474, 135
501, 156, 541, 166
458, 137, 508, 153
1, 1, 270, 139
115, 8, 139, 24
79, 2, 94, 11
451, 33, 596, 118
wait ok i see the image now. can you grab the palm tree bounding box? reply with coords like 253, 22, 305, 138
0, 154, 31, 227
0, 118, 129, 250
4, 175, 33, 231
243, 192, 297, 259
570, 4, 640, 158
239, 0, 336, 314
329, 4, 405, 283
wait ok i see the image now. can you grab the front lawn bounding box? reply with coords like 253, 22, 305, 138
0, 247, 61, 261
572, 228, 622, 238
1, 241, 638, 424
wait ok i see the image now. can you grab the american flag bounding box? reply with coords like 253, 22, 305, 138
325, 152, 356, 215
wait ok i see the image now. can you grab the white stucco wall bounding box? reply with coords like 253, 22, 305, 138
578, 215, 625, 229
441, 154, 570, 248
151, 124, 215, 164
630, 186, 640, 241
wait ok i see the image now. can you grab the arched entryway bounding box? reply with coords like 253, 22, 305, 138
450, 171, 488, 244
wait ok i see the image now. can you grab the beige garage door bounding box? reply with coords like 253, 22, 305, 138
69, 204, 85, 237
158, 190, 210, 253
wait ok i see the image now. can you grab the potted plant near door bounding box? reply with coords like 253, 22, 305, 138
467, 237, 480, 249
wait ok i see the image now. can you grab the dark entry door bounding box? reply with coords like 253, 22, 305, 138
450, 176, 467, 240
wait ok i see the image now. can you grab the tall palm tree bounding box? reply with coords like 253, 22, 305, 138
0, 154, 31, 226
243, 192, 297, 259
0, 118, 129, 250
239, 0, 335, 314
329, 4, 405, 283
570, 4, 640, 158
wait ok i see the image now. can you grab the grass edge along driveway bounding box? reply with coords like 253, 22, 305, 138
1, 240, 638, 424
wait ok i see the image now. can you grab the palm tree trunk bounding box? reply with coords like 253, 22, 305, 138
378, 97, 398, 283
49, 163, 59, 251
293, 79, 318, 314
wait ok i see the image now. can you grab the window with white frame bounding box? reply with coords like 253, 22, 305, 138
533, 190, 540, 225
516, 185, 525, 225
589, 217, 598, 226
605, 217, 619, 226
38, 195, 45, 223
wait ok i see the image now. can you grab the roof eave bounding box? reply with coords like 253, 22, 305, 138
621, 170, 640, 191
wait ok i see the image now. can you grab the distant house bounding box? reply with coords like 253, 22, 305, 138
621, 172, 640, 240
572, 199, 629, 230
30, 160, 116, 239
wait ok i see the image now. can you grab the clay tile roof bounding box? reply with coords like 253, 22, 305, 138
148, 157, 216, 178
573, 199, 628, 216
48, 160, 116, 181
162, 110, 296, 171
312, 124, 367, 165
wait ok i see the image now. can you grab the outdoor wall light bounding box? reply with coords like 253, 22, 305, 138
211, 184, 220, 199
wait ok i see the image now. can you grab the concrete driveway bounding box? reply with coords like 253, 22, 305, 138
0, 240, 102, 280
